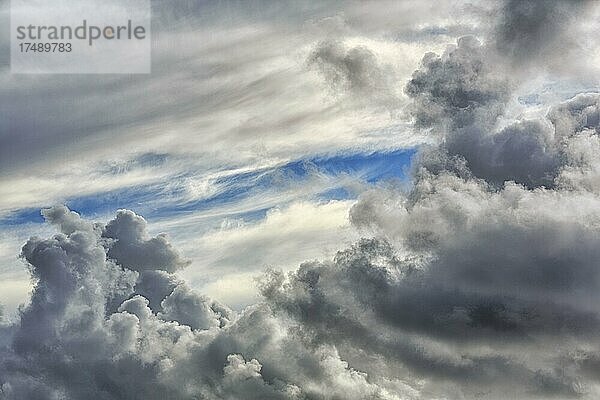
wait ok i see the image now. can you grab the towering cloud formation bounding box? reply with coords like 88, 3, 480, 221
265, 0, 600, 398
2, 1, 600, 399
0, 207, 407, 399
102, 210, 190, 273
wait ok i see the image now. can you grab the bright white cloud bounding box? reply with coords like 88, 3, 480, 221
178, 200, 357, 308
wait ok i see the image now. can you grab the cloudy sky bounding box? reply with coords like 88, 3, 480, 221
2, 0, 600, 399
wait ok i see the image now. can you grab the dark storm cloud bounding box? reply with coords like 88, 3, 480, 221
14, 206, 137, 354
445, 119, 561, 188
494, 0, 591, 63
0, 207, 400, 399
405, 36, 510, 130
260, 236, 592, 397
257, 1, 600, 398
403, 33, 575, 189
3, 1, 600, 399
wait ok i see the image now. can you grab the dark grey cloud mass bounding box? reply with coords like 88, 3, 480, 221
308, 40, 399, 109
3, 0, 600, 399
494, 0, 592, 63
404, 36, 510, 130
1, 206, 401, 399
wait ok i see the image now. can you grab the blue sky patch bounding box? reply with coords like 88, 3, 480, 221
0, 148, 416, 228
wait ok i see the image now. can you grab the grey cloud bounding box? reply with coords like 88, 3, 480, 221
6, 159, 600, 400
159, 283, 232, 330
405, 35, 554, 188
404, 33, 597, 189
133, 270, 181, 311
308, 40, 399, 108
258, 3, 600, 398
548, 93, 600, 138
102, 209, 190, 272
445, 120, 561, 188
306, 4, 600, 393
1, 207, 404, 400
15, 206, 137, 354
260, 238, 589, 398
405, 36, 510, 130
3, 1, 600, 399
393, 24, 479, 43
0, 0, 424, 184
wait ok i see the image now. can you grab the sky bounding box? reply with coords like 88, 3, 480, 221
2, 1, 600, 399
